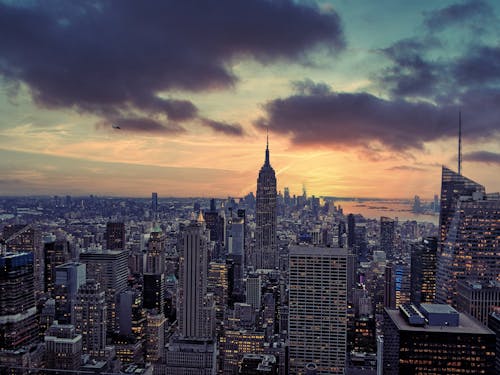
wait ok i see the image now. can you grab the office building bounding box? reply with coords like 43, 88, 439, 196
44, 238, 71, 295
456, 280, 500, 325
144, 312, 165, 362
383, 303, 496, 374
255, 137, 278, 269
219, 329, 265, 374
143, 273, 164, 314
410, 237, 437, 304
0, 252, 38, 350
239, 354, 278, 374
105, 222, 126, 250
44, 322, 82, 371
246, 274, 262, 311
487, 311, 500, 374
75, 280, 107, 355
3, 225, 44, 300
53, 262, 86, 325
177, 215, 215, 340
380, 217, 395, 259
161, 215, 216, 375
384, 263, 395, 309
79, 248, 128, 333
152, 192, 158, 214
436, 172, 500, 307
289, 246, 347, 374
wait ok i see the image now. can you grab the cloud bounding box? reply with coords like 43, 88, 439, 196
199, 118, 244, 137
256, 80, 500, 151
464, 151, 500, 165
423, 1, 493, 31
454, 46, 500, 86
0, 0, 344, 134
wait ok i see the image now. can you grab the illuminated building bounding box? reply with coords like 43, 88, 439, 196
456, 280, 500, 325
436, 180, 500, 307
289, 246, 347, 375
3, 225, 44, 300
0, 252, 38, 350
145, 312, 165, 362
219, 329, 265, 374
75, 280, 106, 355
79, 248, 128, 333
255, 136, 277, 269
53, 262, 86, 324
383, 304, 496, 374
410, 237, 437, 304
43, 238, 71, 294
44, 322, 82, 371
488, 311, 500, 374
208, 261, 229, 323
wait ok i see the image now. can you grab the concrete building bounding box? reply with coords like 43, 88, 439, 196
44, 322, 82, 371
289, 246, 347, 374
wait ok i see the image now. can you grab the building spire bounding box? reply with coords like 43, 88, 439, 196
265, 127, 270, 166
458, 110, 462, 175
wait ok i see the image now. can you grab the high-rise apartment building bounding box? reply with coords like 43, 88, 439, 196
0, 252, 38, 350
255, 138, 277, 269
289, 246, 347, 374
383, 303, 496, 374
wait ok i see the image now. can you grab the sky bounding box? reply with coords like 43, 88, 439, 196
1, 0, 499, 199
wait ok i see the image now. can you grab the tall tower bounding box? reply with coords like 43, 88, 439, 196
255, 134, 277, 269
380, 217, 395, 260
177, 214, 215, 340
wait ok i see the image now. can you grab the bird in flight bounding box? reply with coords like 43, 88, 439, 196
112, 124, 121, 129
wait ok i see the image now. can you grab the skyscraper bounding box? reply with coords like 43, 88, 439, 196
54, 262, 86, 324
255, 136, 277, 269
105, 222, 126, 250
0, 252, 38, 350
177, 215, 215, 340
79, 249, 128, 333
410, 237, 437, 304
380, 217, 395, 259
435, 167, 499, 307
75, 280, 107, 355
289, 246, 347, 375
44, 322, 82, 371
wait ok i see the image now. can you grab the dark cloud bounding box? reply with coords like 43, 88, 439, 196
454, 46, 500, 86
464, 151, 500, 165
200, 118, 244, 137
0, 0, 344, 134
256, 80, 499, 151
423, 1, 493, 31
96, 117, 185, 134
379, 38, 444, 98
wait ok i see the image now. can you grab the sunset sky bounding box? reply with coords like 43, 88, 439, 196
1, 0, 499, 199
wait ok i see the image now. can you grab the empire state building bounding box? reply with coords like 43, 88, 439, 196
255, 136, 277, 269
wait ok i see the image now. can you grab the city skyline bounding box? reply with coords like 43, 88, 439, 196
1, 1, 500, 199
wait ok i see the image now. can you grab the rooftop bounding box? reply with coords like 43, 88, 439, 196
385, 308, 494, 335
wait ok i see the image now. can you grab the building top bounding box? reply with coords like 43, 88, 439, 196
385, 307, 493, 335
289, 245, 347, 257
420, 303, 458, 316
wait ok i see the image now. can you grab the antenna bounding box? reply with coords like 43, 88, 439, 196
458, 110, 462, 175
266, 126, 269, 150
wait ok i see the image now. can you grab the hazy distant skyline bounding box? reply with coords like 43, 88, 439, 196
1, 1, 499, 198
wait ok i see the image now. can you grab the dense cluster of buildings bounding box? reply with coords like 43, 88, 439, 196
0, 141, 499, 374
